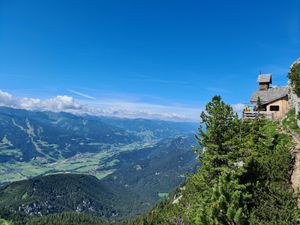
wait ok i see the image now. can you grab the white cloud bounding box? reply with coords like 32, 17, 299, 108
0, 89, 201, 121
232, 103, 245, 112
42, 96, 82, 110
0, 90, 251, 122
0, 90, 15, 107
0, 90, 82, 112
232, 103, 245, 117
205, 87, 230, 94
68, 89, 96, 100
19, 97, 41, 109
81, 99, 201, 121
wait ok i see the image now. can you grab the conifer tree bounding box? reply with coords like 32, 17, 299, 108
204, 170, 250, 225
195, 96, 241, 179
256, 97, 262, 112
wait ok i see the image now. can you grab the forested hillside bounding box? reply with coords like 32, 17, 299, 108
127, 96, 300, 224
0, 136, 197, 221
0, 174, 143, 220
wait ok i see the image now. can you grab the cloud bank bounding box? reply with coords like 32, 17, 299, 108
0, 89, 244, 121
0, 90, 81, 111
0, 90, 200, 121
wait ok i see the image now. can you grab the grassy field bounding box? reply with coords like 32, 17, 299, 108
0, 142, 154, 185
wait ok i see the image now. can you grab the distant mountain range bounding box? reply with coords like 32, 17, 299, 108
0, 106, 199, 220
0, 106, 196, 163
0, 107, 136, 162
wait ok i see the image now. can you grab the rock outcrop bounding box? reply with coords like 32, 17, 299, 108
288, 58, 300, 127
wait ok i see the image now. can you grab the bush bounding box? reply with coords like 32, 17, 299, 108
289, 62, 300, 96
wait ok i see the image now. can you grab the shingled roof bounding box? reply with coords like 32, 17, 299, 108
257, 74, 272, 84
250, 86, 288, 104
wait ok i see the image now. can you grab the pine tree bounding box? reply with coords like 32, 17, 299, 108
201, 170, 250, 225
195, 96, 241, 179
256, 97, 262, 112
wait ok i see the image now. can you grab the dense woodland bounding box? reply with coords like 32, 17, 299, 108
1, 96, 300, 224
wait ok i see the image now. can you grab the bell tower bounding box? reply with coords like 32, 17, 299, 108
257, 74, 272, 91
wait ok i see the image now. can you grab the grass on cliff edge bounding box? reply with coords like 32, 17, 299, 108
282, 108, 300, 135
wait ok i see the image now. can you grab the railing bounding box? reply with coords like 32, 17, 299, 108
243, 111, 274, 119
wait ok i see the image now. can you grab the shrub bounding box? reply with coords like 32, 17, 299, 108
289, 62, 300, 96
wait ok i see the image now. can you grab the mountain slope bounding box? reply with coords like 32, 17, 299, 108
0, 135, 198, 220
103, 136, 197, 205
0, 174, 142, 219
0, 107, 197, 185
0, 107, 138, 162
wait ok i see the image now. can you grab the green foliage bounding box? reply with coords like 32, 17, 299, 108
0, 218, 12, 225
132, 96, 299, 225
256, 97, 262, 111
0, 174, 141, 220
249, 183, 299, 225
282, 108, 300, 135
289, 62, 300, 96
197, 170, 250, 225
26, 212, 113, 225
196, 96, 241, 178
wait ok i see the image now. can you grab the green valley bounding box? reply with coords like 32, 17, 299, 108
0, 106, 198, 223
0, 107, 197, 185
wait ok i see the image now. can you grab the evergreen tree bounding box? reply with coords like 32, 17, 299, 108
200, 170, 250, 225
195, 95, 241, 179
256, 97, 262, 112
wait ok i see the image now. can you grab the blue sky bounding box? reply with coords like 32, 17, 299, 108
0, 0, 299, 121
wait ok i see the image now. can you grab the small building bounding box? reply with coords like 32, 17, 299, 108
244, 74, 289, 120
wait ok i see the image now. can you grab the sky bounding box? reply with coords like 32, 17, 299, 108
0, 0, 299, 121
